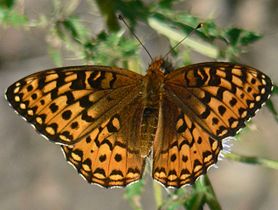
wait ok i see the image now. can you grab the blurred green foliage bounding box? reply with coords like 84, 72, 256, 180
1, 0, 277, 210
124, 180, 145, 210
0, 0, 27, 26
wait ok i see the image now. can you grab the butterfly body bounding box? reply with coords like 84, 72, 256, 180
140, 59, 166, 156
6, 58, 272, 188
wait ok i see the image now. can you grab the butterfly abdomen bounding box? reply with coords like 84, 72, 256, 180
140, 107, 158, 157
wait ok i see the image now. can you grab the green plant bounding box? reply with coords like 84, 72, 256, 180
1, 0, 277, 209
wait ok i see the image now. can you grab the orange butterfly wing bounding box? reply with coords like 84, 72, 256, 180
6, 66, 142, 144
153, 62, 272, 188
6, 65, 147, 187
61, 94, 146, 187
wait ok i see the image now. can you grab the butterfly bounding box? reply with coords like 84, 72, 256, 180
5, 58, 273, 188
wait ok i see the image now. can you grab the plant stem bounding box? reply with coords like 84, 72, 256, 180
153, 182, 163, 209
225, 153, 278, 170
203, 175, 222, 210
148, 16, 219, 59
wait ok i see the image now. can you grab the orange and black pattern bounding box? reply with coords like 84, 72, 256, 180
153, 62, 272, 187
6, 59, 273, 188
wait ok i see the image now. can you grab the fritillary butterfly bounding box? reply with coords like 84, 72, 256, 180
6, 58, 272, 188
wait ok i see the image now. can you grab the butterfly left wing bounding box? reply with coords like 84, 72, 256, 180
153, 62, 272, 188
6, 65, 147, 188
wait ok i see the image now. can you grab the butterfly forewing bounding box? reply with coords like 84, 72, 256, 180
6, 66, 143, 145
165, 62, 272, 138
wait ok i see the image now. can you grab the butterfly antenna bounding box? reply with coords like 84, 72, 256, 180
118, 15, 153, 61
163, 23, 203, 59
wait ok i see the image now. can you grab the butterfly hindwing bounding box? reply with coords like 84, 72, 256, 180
153, 97, 222, 187
61, 92, 146, 187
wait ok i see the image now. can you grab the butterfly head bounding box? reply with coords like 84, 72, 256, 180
148, 58, 174, 75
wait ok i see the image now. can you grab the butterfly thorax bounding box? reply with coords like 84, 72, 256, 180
143, 59, 165, 107
140, 59, 165, 157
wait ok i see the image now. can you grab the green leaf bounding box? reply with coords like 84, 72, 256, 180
95, 0, 120, 32
158, 188, 190, 210
184, 192, 206, 210
96, 31, 108, 41
96, 0, 148, 31
170, 12, 200, 26
166, 201, 181, 210
80, 31, 138, 65
224, 28, 262, 47
224, 28, 242, 46
124, 180, 144, 198
272, 84, 278, 94
124, 180, 144, 210
184, 179, 206, 210
239, 31, 262, 45
116, 0, 149, 28
200, 20, 219, 39
62, 16, 89, 43
48, 47, 63, 66
0, 0, 16, 8
0, 7, 28, 26
63, 18, 79, 40
158, 0, 177, 8
184, 176, 222, 210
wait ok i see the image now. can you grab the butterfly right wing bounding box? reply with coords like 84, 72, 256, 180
153, 62, 272, 188
153, 96, 222, 187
